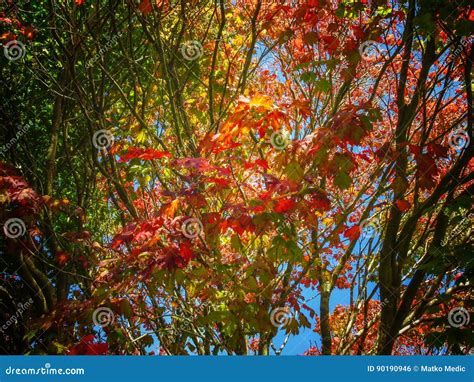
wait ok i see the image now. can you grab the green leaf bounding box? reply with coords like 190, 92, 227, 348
284, 161, 304, 182
120, 299, 133, 318
334, 171, 352, 190
315, 79, 331, 92
301, 71, 318, 83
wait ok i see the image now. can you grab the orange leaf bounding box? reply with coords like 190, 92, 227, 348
343, 225, 361, 241
161, 199, 180, 218
239, 94, 274, 110
395, 199, 411, 212
139, 0, 152, 14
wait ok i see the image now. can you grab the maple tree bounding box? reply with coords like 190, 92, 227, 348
0, 0, 472, 356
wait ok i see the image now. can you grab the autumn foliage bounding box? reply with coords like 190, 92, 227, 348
0, 0, 472, 355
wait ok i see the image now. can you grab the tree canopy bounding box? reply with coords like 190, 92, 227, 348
0, 0, 472, 355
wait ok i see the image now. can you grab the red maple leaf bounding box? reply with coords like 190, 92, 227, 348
179, 243, 194, 262
139, 0, 153, 14
308, 191, 331, 211
273, 198, 295, 213
395, 199, 411, 212
343, 225, 361, 241
68, 335, 108, 355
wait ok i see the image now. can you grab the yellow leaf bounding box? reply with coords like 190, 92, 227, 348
249, 94, 273, 110
161, 199, 180, 218
136, 130, 147, 143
